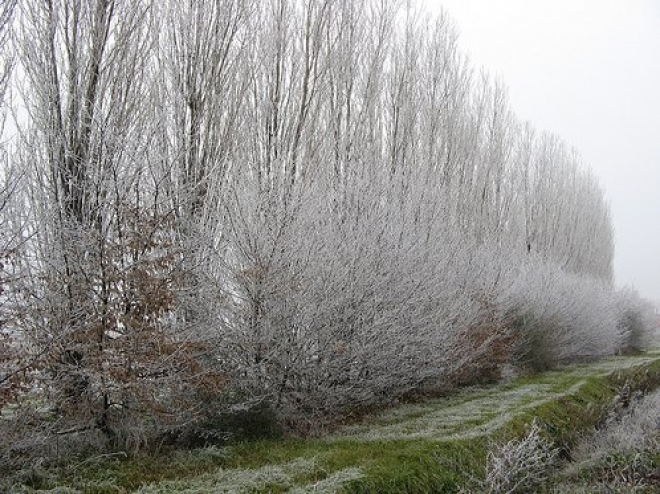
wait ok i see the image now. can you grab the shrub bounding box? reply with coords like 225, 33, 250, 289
161, 401, 283, 448
615, 287, 657, 353
221, 176, 490, 430
481, 420, 558, 493
501, 261, 624, 372
567, 386, 660, 490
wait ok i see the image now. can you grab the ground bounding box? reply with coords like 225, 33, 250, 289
10, 351, 660, 493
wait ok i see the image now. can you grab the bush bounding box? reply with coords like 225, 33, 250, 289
501, 261, 625, 372
481, 420, 558, 493
508, 313, 560, 373
567, 386, 660, 490
221, 175, 493, 430
616, 287, 657, 353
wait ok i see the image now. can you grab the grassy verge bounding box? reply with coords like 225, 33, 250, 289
11, 351, 660, 493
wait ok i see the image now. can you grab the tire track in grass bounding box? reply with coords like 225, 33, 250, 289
333, 354, 660, 443
136, 353, 660, 493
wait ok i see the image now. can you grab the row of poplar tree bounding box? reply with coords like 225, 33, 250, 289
0, 0, 652, 455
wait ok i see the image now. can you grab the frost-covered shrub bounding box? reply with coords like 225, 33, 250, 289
221, 174, 494, 428
220, 165, 626, 429
615, 287, 657, 353
569, 387, 660, 489
482, 421, 558, 493
0, 402, 113, 490
501, 260, 624, 371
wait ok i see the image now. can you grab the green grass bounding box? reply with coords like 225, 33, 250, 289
12, 351, 660, 493
33, 447, 231, 493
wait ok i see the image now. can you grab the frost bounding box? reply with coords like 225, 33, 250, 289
136, 457, 363, 494
137, 458, 318, 494
2, 0, 656, 472
482, 421, 558, 493
289, 468, 363, 493
335, 382, 586, 442
334, 354, 656, 443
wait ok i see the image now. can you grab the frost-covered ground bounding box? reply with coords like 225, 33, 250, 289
332, 353, 660, 443
137, 458, 362, 494
554, 374, 660, 492
129, 352, 660, 493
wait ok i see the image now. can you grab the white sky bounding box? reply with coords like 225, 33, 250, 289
424, 0, 660, 303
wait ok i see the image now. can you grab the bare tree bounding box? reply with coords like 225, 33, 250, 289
214, 0, 621, 427
0, 0, 626, 450
0, 0, 16, 108
9, 0, 225, 449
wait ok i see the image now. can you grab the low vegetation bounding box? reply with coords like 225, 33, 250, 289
478, 420, 558, 493
555, 378, 660, 492
4, 351, 660, 492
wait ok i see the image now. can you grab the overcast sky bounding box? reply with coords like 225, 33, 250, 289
423, 0, 660, 303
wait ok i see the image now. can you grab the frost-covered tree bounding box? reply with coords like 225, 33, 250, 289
181, 0, 622, 423
0, 0, 15, 107
8, 0, 224, 447
0, 0, 636, 446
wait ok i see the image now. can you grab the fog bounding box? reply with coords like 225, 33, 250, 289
430, 0, 660, 304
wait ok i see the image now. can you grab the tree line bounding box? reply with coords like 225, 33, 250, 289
0, 0, 654, 461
